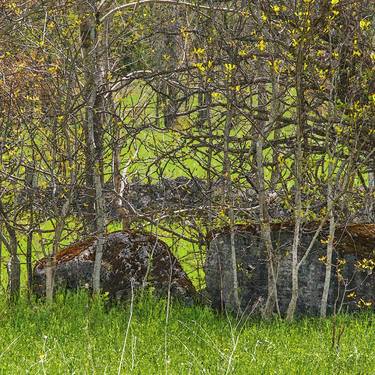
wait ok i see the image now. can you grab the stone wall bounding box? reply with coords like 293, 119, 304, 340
205, 224, 375, 316
33, 231, 197, 303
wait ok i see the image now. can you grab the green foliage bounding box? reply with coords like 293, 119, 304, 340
0, 292, 374, 374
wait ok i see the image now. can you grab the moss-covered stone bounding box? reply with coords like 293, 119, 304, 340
33, 231, 196, 302
205, 223, 375, 315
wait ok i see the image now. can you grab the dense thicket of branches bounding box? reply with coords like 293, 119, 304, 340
0, 0, 374, 317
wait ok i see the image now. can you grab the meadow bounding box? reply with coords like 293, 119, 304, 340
0, 291, 374, 374
2, 3, 374, 374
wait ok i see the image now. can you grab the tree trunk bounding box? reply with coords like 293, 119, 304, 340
257, 136, 279, 318
25, 163, 37, 297
80, 1, 104, 234
79, 1, 106, 294
45, 255, 55, 303
256, 80, 279, 318
223, 97, 240, 313
26, 230, 33, 297
45, 196, 71, 303
0, 202, 20, 301
113, 142, 132, 230
321, 77, 336, 316
286, 42, 305, 321
270, 68, 282, 187
320, 198, 335, 317
7, 228, 20, 302
162, 7, 180, 128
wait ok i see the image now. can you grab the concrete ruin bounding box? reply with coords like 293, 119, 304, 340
33, 231, 196, 302
205, 223, 375, 316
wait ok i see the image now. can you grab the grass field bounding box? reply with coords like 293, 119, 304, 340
0, 292, 374, 374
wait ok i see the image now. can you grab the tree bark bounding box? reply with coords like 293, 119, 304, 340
286, 42, 305, 321
223, 96, 240, 313
80, 1, 104, 234
79, 0, 106, 294
321, 62, 337, 316
6, 226, 20, 302
320, 191, 335, 317
45, 197, 72, 303
25, 163, 36, 297
0, 202, 20, 301
270, 67, 283, 187
256, 80, 280, 318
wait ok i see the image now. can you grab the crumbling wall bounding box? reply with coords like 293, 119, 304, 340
205, 224, 375, 315
33, 231, 196, 302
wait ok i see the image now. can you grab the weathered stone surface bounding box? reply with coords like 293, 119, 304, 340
19, 177, 374, 225
205, 224, 375, 315
33, 231, 196, 302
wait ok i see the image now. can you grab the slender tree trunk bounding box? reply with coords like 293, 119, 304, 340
45, 255, 55, 303
113, 141, 132, 230
26, 230, 33, 297
80, 1, 103, 234
321, 85, 336, 316
286, 43, 305, 321
79, 1, 106, 294
25, 164, 36, 297
203, 92, 215, 295
270, 69, 282, 187
320, 191, 335, 317
0, 202, 20, 301
45, 197, 72, 303
90, 123, 106, 295
223, 98, 240, 312
257, 136, 279, 318
162, 7, 180, 128
7, 228, 20, 302
256, 80, 279, 318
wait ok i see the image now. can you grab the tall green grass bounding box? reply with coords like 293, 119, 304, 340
0, 292, 373, 374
